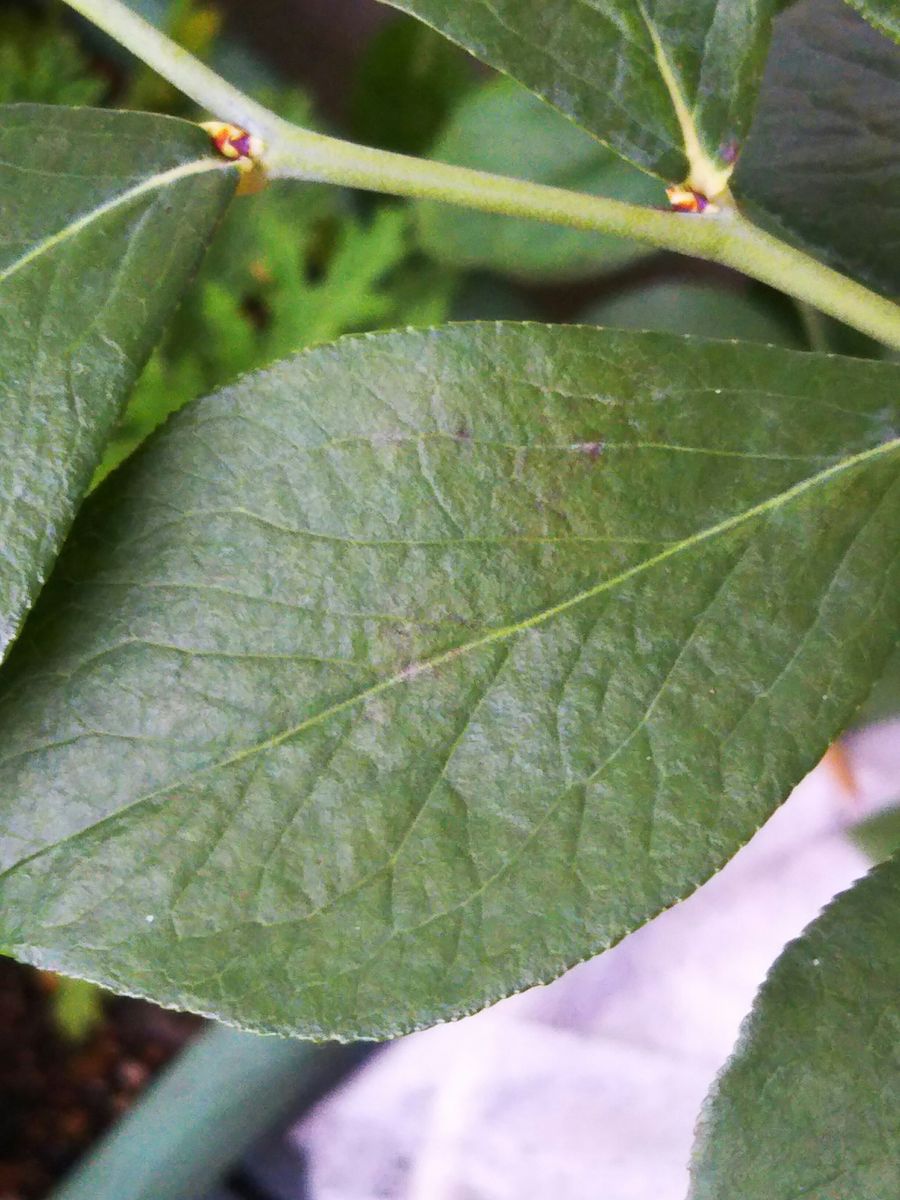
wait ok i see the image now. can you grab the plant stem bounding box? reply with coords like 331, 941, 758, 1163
64, 0, 900, 348
65, 0, 281, 137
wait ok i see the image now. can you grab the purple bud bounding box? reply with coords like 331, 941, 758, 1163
231, 132, 253, 158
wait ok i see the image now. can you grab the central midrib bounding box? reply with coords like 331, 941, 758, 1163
0, 156, 232, 287
0, 434, 897, 882
634, 0, 732, 198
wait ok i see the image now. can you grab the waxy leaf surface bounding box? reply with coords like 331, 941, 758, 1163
0, 104, 236, 660
379, 0, 783, 189
690, 854, 900, 1199
734, 0, 900, 296
0, 325, 897, 1038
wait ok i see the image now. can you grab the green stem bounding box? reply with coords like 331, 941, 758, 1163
64, 0, 900, 348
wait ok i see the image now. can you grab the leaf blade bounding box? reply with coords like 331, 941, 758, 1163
689, 853, 900, 1200
734, 0, 900, 296
0, 325, 897, 1038
378, 0, 784, 190
0, 103, 236, 661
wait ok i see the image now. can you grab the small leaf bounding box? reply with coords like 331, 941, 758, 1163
0, 325, 896, 1039
379, 0, 786, 193
689, 853, 900, 1200
845, 0, 900, 42
0, 104, 236, 661
734, 0, 900, 296
416, 79, 659, 280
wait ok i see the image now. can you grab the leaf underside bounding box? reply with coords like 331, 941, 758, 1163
379, 0, 783, 186
0, 325, 897, 1039
734, 0, 900, 296
0, 104, 236, 663
690, 853, 900, 1200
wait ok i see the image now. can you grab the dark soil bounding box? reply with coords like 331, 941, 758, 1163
0, 959, 203, 1200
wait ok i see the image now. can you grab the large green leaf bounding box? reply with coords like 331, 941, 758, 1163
845, 0, 900, 42
0, 325, 896, 1038
690, 853, 900, 1199
415, 79, 659, 280
379, 0, 783, 193
734, 0, 900, 296
0, 104, 236, 661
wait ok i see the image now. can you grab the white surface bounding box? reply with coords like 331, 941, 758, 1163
292, 720, 900, 1200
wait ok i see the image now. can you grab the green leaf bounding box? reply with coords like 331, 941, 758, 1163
852, 806, 900, 865
350, 14, 474, 155
734, 0, 900, 296
689, 853, 900, 1200
416, 79, 659, 280
581, 279, 803, 346
0, 325, 897, 1039
845, 0, 900, 42
853, 641, 900, 728
0, 104, 236, 660
379, 0, 784, 194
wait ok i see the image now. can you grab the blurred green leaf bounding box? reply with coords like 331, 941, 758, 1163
852, 806, 900, 865
0, 5, 105, 106
581, 279, 803, 346
51, 976, 105, 1044
450, 273, 541, 322
735, 0, 900, 296
416, 79, 660, 280
690, 854, 900, 1200
351, 14, 474, 155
